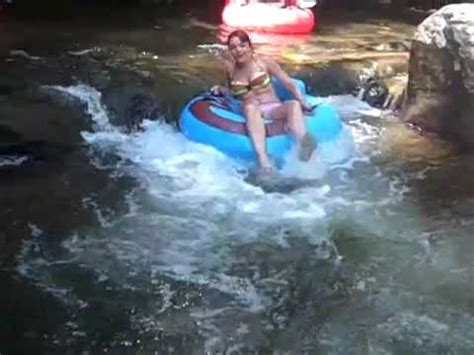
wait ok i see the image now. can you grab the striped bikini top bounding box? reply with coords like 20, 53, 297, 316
230, 62, 272, 98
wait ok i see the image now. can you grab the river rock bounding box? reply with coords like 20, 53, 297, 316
304, 64, 359, 97
402, 4, 474, 149
102, 84, 161, 132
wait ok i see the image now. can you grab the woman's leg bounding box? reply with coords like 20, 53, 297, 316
266, 100, 305, 138
266, 100, 316, 161
242, 101, 273, 169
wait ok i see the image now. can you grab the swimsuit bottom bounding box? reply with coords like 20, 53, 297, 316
258, 102, 281, 120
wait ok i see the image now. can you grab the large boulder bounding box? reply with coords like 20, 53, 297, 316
402, 4, 474, 149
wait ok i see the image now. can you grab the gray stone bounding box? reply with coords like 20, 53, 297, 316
402, 4, 474, 149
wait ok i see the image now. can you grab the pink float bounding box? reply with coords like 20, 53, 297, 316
222, 1, 316, 34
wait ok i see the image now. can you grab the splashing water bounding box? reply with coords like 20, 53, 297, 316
16, 84, 474, 353
20, 85, 379, 314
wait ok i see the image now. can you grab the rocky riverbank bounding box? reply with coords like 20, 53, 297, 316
402, 4, 474, 150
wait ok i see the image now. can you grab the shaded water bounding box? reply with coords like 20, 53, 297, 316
1, 11, 473, 354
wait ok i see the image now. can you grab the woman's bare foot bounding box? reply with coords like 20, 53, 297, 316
298, 133, 317, 161
259, 164, 276, 175
257, 156, 276, 175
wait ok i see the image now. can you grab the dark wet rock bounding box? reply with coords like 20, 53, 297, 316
300, 57, 409, 109
102, 85, 161, 132
87, 47, 113, 62
245, 169, 320, 193
62, 52, 163, 130
302, 62, 402, 109
73, 57, 112, 90
37, 86, 88, 116
303, 64, 359, 97
402, 4, 474, 149
358, 77, 390, 108
26, 52, 163, 132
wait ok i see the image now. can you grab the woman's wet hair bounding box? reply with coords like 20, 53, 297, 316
227, 30, 252, 48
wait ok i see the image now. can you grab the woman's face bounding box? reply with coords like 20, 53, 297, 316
228, 36, 252, 64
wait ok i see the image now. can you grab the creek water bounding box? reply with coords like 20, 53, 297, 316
0, 10, 473, 354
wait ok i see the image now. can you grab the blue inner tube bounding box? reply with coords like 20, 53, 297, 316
179, 78, 343, 164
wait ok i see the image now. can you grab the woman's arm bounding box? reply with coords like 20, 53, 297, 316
211, 60, 233, 96
263, 58, 311, 110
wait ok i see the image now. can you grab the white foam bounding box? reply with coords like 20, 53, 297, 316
28, 223, 43, 237
325, 95, 384, 120
0, 155, 29, 167
48, 84, 114, 132
9, 49, 42, 61
67, 48, 96, 56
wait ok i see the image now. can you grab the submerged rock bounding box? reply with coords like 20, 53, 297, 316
245, 169, 320, 193
304, 64, 359, 97
102, 85, 161, 132
358, 77, 390, 108
402, 4, 474, 149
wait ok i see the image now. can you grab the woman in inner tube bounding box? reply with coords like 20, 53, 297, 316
211, 30, 316, 172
